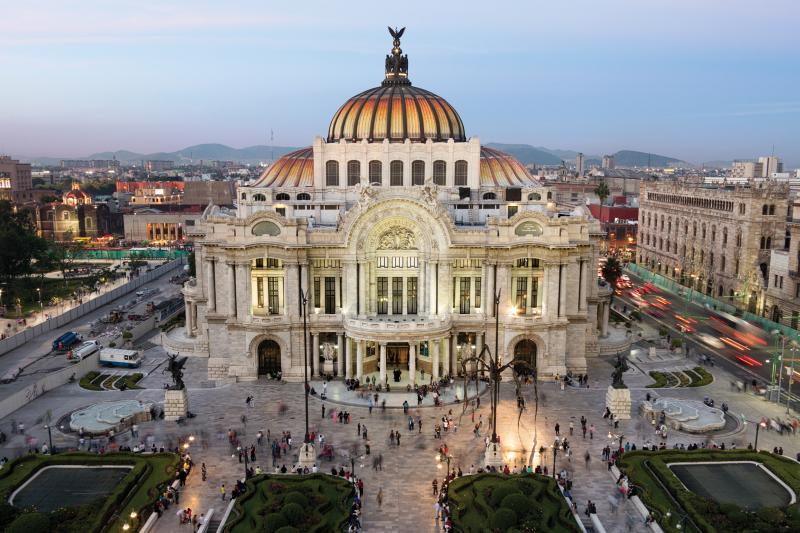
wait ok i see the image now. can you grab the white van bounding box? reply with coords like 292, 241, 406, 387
99, 348, 142, 368
67, 340, 100, 362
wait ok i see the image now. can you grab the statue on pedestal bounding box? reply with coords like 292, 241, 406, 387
164, 354, 188, 390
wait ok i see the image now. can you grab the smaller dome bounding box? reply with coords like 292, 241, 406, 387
64, 182, 92, 205
252, 148, 313, 188
480, 148, 540, 188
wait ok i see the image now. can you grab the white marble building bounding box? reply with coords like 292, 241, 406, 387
166, 32, 611, 383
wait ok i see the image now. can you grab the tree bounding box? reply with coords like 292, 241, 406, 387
594, 181, 610, 205
0, 201, 48, 282
602, 256, 623, 288
43, 231, 82, 285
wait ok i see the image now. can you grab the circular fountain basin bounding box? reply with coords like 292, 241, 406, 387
70, 400, 152, 435
642, 397, 725, 433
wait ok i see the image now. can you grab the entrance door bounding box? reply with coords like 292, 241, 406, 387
513, 339, 537, 375
257, 339, 281, 375
387, 344, 408, 366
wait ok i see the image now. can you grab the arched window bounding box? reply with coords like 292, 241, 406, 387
711, 225, 716, 242
701, 224, 706, 239
275, 193, 290, 201
325, 160, 339, 186
411, 160, 425, 186
766, 237, 772, 248
769, 204, 776, 215
454, 160, 468, 186
763, 204, 769, 215
528, 192, 541, 201
390, 160, 403, 186
253, 193, 267, 202
297, 193, 311, 201
369, 160, 382, 185
347, 160, 360, 186
433, 160, 446, 186
736, 231, 742, 247
483, 192, 497, 200
722, 227, 728, 245
760, 236, 766, 249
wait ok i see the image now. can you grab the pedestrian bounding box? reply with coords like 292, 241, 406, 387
358, 422, 361, 436
377, 487, 383, 507
322, 404, 326, 418
555, 422, 560, 436
220, 484, 226, 501
435, 500, 441, 520
201, 462, 207, 481
432, 478, 438, 495
396, 432, 401, 446
584, 450, 590, 468
418, 417, 423, 434
589, 424, 595, 440
569, 421, 574, 436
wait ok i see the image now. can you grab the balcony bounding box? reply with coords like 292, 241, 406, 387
344, 315, 452, 340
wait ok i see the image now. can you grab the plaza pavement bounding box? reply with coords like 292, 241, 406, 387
2, 339, 800, 532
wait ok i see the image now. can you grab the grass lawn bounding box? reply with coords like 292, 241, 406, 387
618, 449, 800, 532
648, 371, 680, 388
447, 473, 579, 532
116, 373, 144, 390
0, 452, 178, 533
225, 474, 355, 533
79, 371, 103, 391
689, 367, 713, 387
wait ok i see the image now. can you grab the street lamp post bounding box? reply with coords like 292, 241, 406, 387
771, 331, 786, 402
237, 445, 249, 480
44, 424, 53, 454
297, 287, 315, 468
551, 442, 558, 478
786, 342, 799, 414
754, 420, 766, 450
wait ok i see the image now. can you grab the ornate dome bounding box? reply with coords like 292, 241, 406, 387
63, 182, 92, 206
252, 147, 313, 188
480, 147, 540, 187
327, 28, 466, 144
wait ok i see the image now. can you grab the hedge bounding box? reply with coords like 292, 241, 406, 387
618, 449, 800, 533
689, 367, 713, 387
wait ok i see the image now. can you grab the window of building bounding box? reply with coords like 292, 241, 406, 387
313, 277, 321, 308
325, 160, 339, 186
458, 277, 471, 314
253, 193, 266, 202
711, 225, 716, 242
515, 277, 528, 310
297, 193, 311, 201
739, 203, 745, 215
508, 205, 518, 218
347, 160, 360, 186
85, 218, 93, 229
390, 160, 403, 186
693, 222, 697, 237
256, 277, 264, 308
276, 193, 290, 201
433, 160, 446, 185
324, 277, 336, 314
392, 277, 403, 314
763, 204, 769, 215
769, 204, 776, 215
531, 277, 538, 307
702, 224, 706, 239
475, 277, 481, 309
454, 160, 468, 186
483, 192, 497, 200
267, 277, 279, 314
369, 160, 382, 185
407, 277, 418, 314
721, 256, 726, 272
410, 160, 424, 186
377, 277, 388, 314
722, 227, 728, 245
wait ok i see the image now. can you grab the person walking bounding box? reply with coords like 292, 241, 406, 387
569, 421, 574, 436
220, 484, 226, 501
555, 422, 560, 436
589, 424, 595, 440
377, 487, 383, 507
322, 404, 326, 418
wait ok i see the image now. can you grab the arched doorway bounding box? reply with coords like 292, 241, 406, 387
257, 339, 281, 376
513, 339, 537, 375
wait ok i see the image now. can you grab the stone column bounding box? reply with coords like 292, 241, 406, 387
429, 261, 438, 317
485, 263, 495, 316
559, 264, 567, 318
601, 303, 610, 337
312, 334, 320, 375
185, 301, 194, 336
357, 262, 366, 316
285, 263, 299, 317
496, 263, 511, 316
442, 335, 451, 376
432, 339, 440, 380
236, 262, 250, 321
379, 342, 387, 385
578, 260, 586, 311
226, 262, 236, 317
439, 261, 452, 316
205, 259, 216, 312
337, 334, 344, 377
420, 261, 427, 314
356, 340, 364, 379
345, 338, 353, 379
408, 342, 416, 385
343, 261, 357, 316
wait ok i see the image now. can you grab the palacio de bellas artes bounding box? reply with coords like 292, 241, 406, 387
166, 29, 612, 387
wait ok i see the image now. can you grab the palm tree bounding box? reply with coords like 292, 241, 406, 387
594, 181, 610, 205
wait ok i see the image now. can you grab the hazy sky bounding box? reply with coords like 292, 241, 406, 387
2, 0, 799, 165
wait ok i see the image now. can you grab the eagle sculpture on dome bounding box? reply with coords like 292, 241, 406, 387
388, 26, 405, 41
384, 26, 409, 85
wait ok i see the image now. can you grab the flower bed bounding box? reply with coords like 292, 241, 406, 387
224, 474, 355, 533
618, 449, 800, 532
0, 452, 178, 533
447, 473, 579, 532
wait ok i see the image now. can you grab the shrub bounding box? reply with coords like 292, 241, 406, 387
491, 508, 518, 530
691, 367, 713, 386
490, 485, 520, 507
659, 326, 668, 337
6, 513, 50, 533
283, 491, 308, 508
0, 502, 19, 528
273, 527, 300, 533
109, 342, 116, 347
281, 503, 305, 526
501, 493, 531, 516
671, 338, 683, 349
264, 512, 288, 533
122, 331, 133, 339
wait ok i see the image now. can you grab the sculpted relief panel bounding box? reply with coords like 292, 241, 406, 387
377, 226, 417, 250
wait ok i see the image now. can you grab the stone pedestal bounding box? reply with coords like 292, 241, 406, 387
164, 388, 189, 421
297, 442, 316, 469
605, 386, 631, 420
484, 441, 505, 468
323, 360, 334, 376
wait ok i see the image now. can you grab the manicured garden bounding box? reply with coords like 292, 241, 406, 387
618, 449, 800, 532
224, 474, 355, 533
648, 367, 713, 388
80, 371, 143, 391
446, 473, 579, 532
0, 452, 178, 533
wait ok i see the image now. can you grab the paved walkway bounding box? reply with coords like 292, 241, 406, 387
2, 342, 800, 532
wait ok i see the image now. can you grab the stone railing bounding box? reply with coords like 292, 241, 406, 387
344, 315, 452, 339
161, 327, 208, 357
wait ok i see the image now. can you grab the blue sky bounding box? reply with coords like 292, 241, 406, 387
1, 0, 799, 165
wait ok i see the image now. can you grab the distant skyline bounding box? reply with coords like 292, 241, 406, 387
2, 0, 799, 166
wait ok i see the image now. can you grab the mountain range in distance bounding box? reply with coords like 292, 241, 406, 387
21, 142, 698, 168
